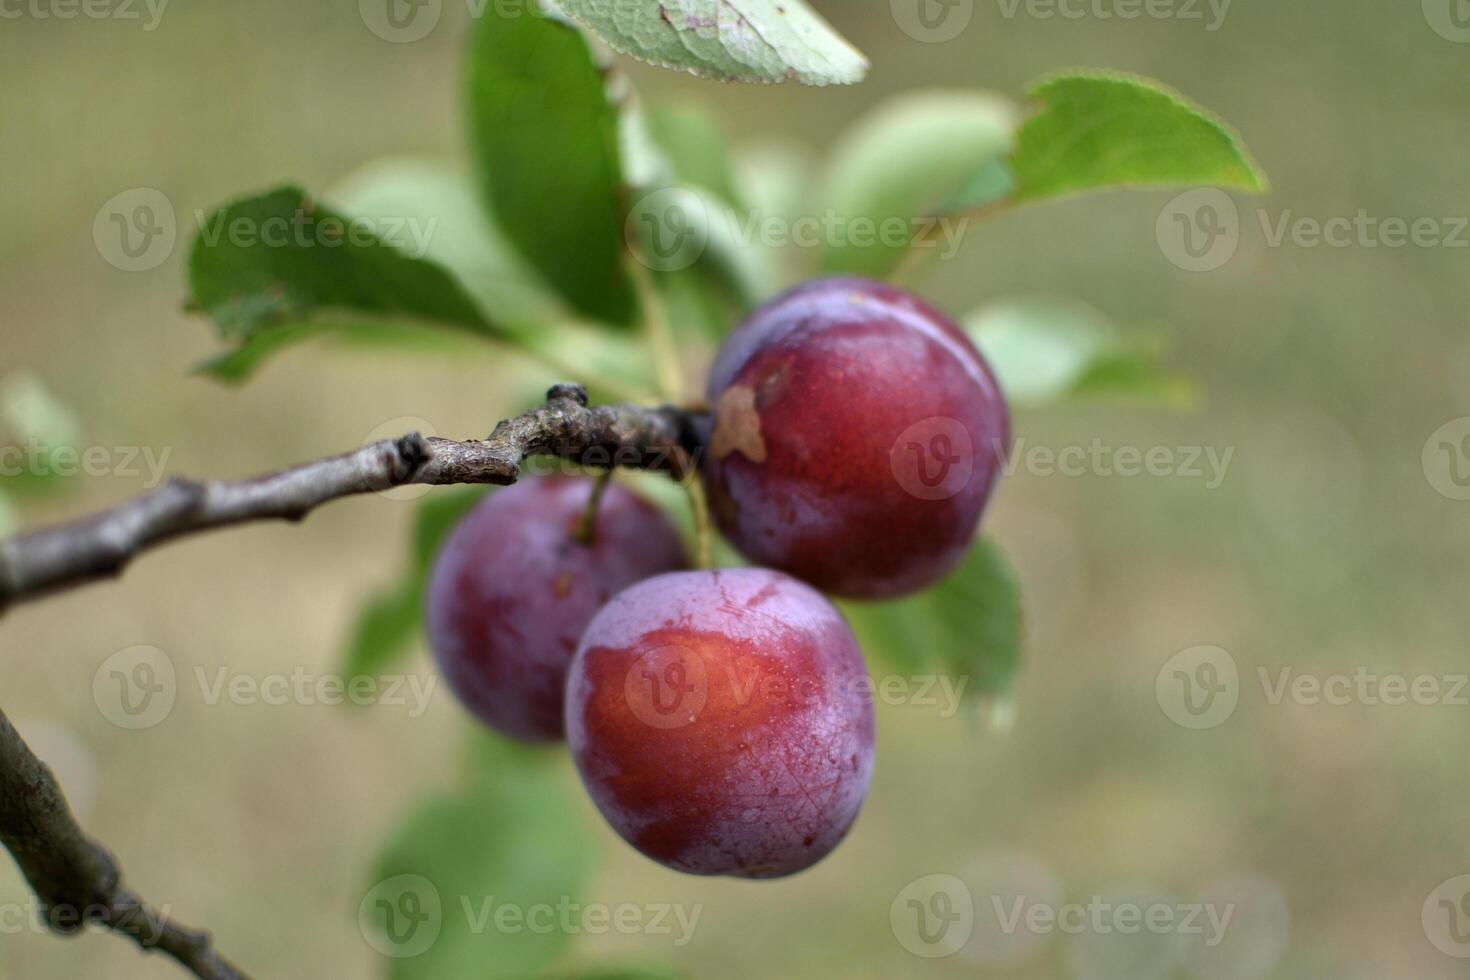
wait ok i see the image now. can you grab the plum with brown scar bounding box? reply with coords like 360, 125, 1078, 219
702, 277, 1010, 599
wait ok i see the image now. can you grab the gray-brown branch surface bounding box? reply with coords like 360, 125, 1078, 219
0, 708, 249, 979
0, 385, 704, 612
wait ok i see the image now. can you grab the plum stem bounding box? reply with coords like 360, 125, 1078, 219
627, 257, 686, 402
574, 469, 614, 546
685, 478, 714, 570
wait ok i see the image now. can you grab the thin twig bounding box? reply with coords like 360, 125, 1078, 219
0, 708, 249, 979
0, 385, 705, 612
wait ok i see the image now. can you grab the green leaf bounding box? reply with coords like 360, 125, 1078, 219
646, 105, 742, 206
187, 186, 506, 376
553, 0, 868, 87
195, 316, 491, 384
189, 186, 496, 340
367, 760, 593, 979
468, 7, 636, 326
546, 967, 689, 980
0, 490, 16, 538
966, 298, 1197, 408
341, 587, 423, 684
340, 488, 491, 686
843, 537, 1022, 699
818, 90, 1017, 278
1011, 71, 1267, 204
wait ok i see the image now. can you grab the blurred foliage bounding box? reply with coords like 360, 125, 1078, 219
819, 90, 1016, 278
369, 738, 593, 979
843, 536, 1022, 699
0, 370, 83, 500
967, 297, 1197, 409
341, 486, 491, 686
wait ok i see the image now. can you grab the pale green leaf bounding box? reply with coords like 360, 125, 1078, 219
819, 90, 1017, 278
553, 0, 867, 86
1011, 71, 1267, 203
966, 297, 1197, 408
646, 105, 742, 206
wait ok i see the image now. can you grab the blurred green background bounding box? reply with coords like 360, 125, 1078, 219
3, 1, 1469, 977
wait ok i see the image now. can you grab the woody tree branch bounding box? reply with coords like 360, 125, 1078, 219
0, 385, 706, 613
0, 708, 249, 979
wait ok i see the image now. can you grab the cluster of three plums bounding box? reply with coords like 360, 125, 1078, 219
426, 279, 1010, 879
